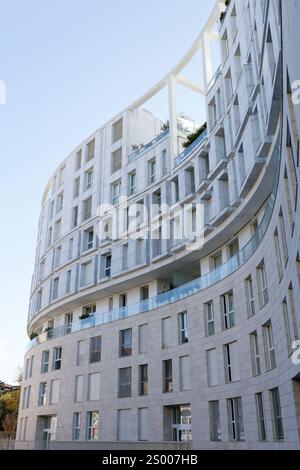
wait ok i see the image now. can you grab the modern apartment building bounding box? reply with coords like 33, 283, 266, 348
17, 0, 300, 449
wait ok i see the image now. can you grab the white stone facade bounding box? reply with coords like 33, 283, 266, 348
17, 0, 300, 449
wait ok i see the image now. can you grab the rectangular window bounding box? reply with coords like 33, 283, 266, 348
111, 148, 122, 173
54, 245, 61, 268
50, 379, 60, 405
41, 350, 50, 374
38, 382, 47, 406
88, 373, 101, 401
274, 228, 283, 279
256, 392, 267, 441
119, 328, 132, 357
250, 331, 261, 376
161, 149, 167, 176
138, 324, 148, 354
68, 238, 74, 260
178, 311, 188, 344
204, 301, 215, 336
75, 375, 83, 402
76, 149, 82, 170
279, 209, 288, 264
53, 346, 62, 370
162, 359, 173, 393
112, 180, 121, 205
118, 367, 132, 398
209, 401, 221, 441
53, 219, 61, 241
86, 139, 95, 162
117, 409, 131, 441
104, 254, 112, 277
81, 261, 93, 287
73, 412, 81, 441
139, 364, 148, 396
72, 206, 78, 228
128, 171, 136, 196
207, 348, 218, 387
221, 291, 235, 330
257, 260, 268, 307
66, 270, 72, 294
74, 177, 80, 198
149, 159, 156, 184
56, 192, 64, 213
138, 408, 148, 441
224, 342, 240, 383
245, 276, 255, 317
52, 276, 59, 300
227, 397, 244, 441
162, 317, 172, 349
270, 387, 284, 440
89, 336, 101, 363
86, 411, 99, 441
112, 118, 123, 143
179, 356, 190, 391
263, 321, 276, 370
83, 196, 92, 221
85, 168, 94, 191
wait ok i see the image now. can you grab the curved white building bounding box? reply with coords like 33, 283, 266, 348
17, 0, 300, 449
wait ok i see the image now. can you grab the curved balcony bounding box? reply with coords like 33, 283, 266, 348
175, 128, 208, 166
127, 130, 169, 163
26, 131, 280, 352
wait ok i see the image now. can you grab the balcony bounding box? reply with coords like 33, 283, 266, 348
175, 129, 208, 167
128, 130, 169, 163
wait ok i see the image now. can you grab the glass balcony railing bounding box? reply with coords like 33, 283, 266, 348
128, 130, 169, 163
26, 133, 280, 352
175, 128, 208, 167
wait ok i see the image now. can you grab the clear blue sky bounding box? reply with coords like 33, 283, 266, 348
0, 0, 216, 383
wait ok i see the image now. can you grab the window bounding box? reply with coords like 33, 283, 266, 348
162, 359, 173, 393
209, 401, 221, 441
128, 171, 136, 196
73, 177, 80, 198
66, 270, 72, 294
179, 356, 190, 391
207, 349, 218, 387
112, 118, 123, 143
86, 139, 95, 162
178, 312, 188, 344
36, 289, 43, 311
119, 328, 132, 357
56, 192, 63, 213
86, 411, 99, 441
88, 373, 101, 401
221, 291, 235, 329
54, 245, 61, 268
224, 342, 240, 383
227, 397, 244, 441
117, 409, 131, 441
38, 382, 47, 406
161, 149, 167, 176
49, 200, 54, 220
204, 301, 215, 336
75, 375, 83, 402
68, 238, 74, 260
118, 367, 132, 398
76, 149, 82, 170
53, 219, 61, 241
47, 227, 53, 247
52, 277, 59, 300
162, 317, 172, 349
41, 350, 50, 374
104, 254, 111, 277
53, 346, 62, 370
245, 276, 255, 317
282, 287, 297, 355
58, 165, 65, 186
256, 393, 267, 441
279, 209, 288, 264
257, 260, 268, 307
111, 148, 122, 173
263, 321, 276, 370
138, 408, 148, 441
89, 336, 101, 363
50, 379, 60, 405
85, 167, 94, 191
81, 261, 92, 287
149, 159, 156, 184
122, 243, 128, 270
29, 356, 34, 378
83, 227, 94, 251
72, 206, 78, 228
83, 304, 96, 316
112, 180, 121, 205
73, 413, 81, 441
76, 341, 84, 367
139, 364, 148, 396
138, 324, 148, 354
250, 331, 261, 376
270, 388, 284, 440
274, 228, 283, 279
83, 196, 92, 221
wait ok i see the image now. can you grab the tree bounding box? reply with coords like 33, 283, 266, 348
3, 414, 17, 448
0, 389, 20, 432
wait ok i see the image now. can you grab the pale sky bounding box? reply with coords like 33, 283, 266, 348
0, 0, 218, 383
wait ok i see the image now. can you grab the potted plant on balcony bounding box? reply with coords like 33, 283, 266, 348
79, 312, 95, 328
182, 122, 207, 148
29, 331, 38, 341
44, 326, 54, 339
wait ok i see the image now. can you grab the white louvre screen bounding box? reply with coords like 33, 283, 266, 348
207, 349, 218, 386
138, 408, 148, 441
88, 373, 101, 401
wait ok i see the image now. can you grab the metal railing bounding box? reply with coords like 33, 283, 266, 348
175, 128, 208, 166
